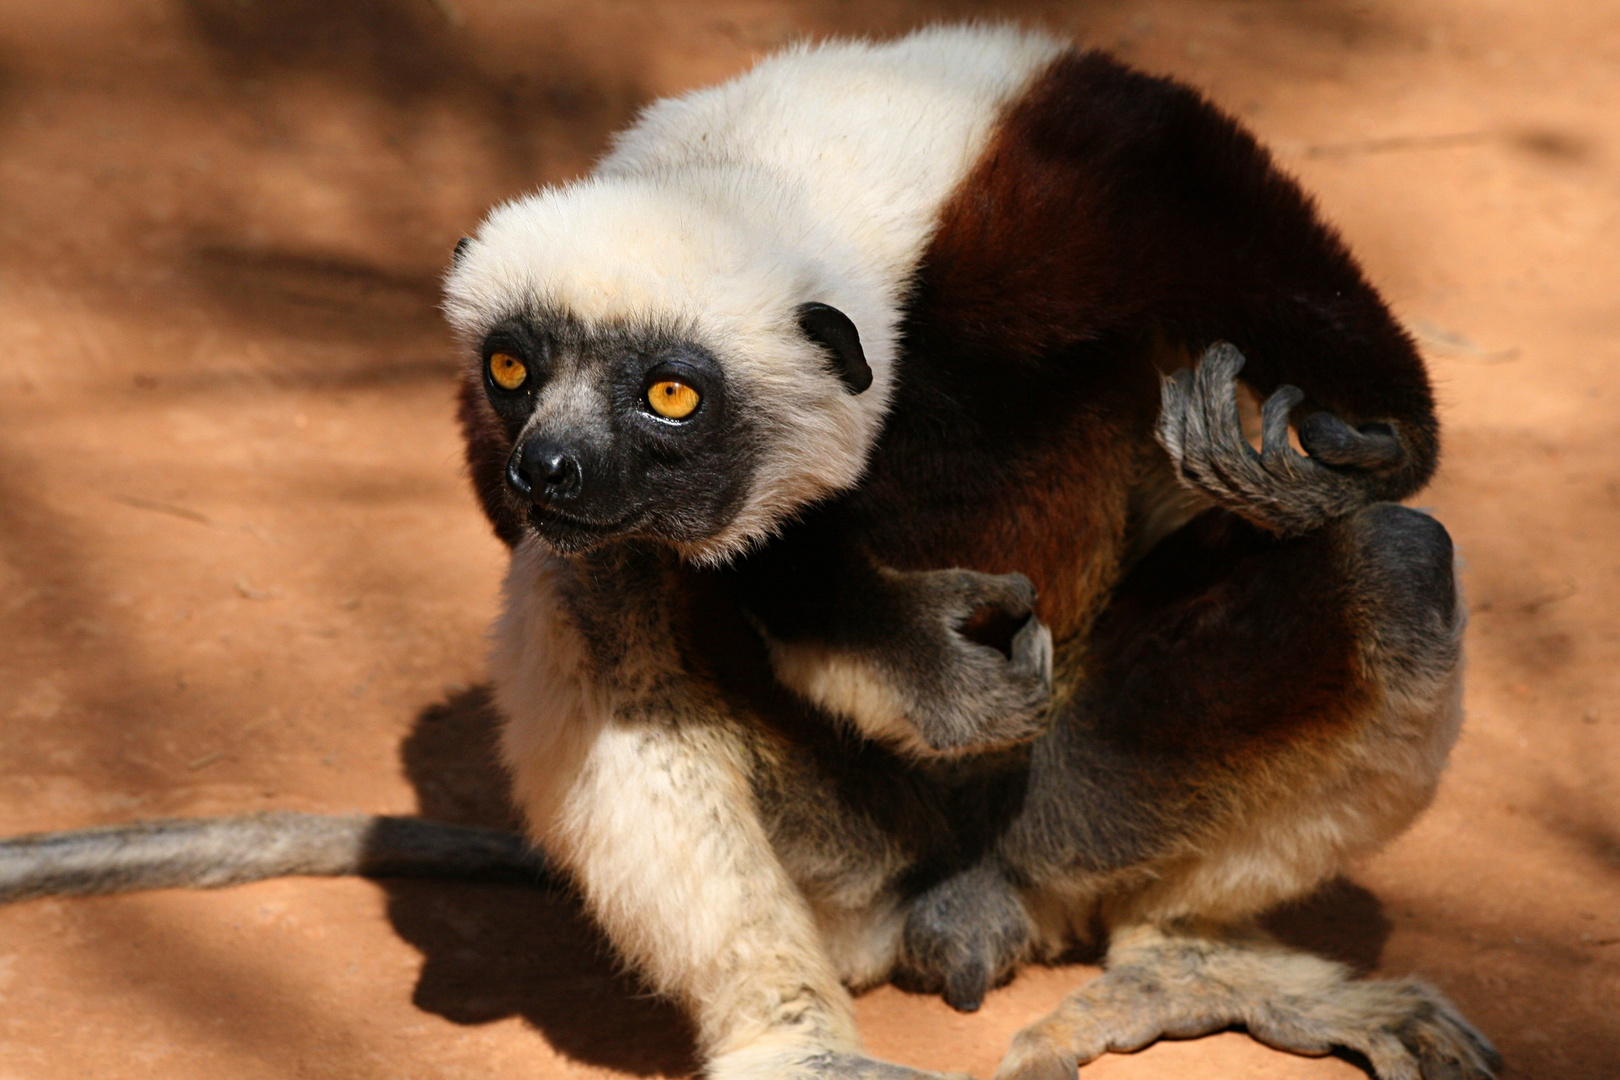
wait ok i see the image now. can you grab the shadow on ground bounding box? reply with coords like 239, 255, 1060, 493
381, 686, 699, 1077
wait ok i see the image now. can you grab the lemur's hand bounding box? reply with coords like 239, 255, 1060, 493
874, 567, 1054, 756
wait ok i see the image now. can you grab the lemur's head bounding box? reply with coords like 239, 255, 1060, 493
443, 177, 894, 564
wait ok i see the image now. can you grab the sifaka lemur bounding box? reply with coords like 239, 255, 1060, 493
0, 25, 1495, 1080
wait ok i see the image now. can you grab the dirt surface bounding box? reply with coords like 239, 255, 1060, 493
0, 1, 1615, 1078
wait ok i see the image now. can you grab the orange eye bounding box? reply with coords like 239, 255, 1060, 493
647, 379, 700, 420
489, 352, 527, 391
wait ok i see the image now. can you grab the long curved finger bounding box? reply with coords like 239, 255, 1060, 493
1260, 384, 1305, 464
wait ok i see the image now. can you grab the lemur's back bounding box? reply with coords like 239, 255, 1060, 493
599, 26, 1063, 286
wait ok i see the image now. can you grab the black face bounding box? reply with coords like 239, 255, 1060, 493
479, 317, 757, 554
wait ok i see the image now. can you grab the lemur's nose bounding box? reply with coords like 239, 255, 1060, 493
508, 439, 582, 503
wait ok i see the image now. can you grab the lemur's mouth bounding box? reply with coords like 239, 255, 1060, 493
525, 504, 642, 547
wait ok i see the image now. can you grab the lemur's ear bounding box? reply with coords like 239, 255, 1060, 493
797, 302, 871, 394
453, 237, 473, 266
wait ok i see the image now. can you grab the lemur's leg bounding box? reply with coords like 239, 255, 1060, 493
731, 529, 1054, 758
1158, 343, 1417, 536
987, 501, 1487, 1079
996, 924, 1499, 1080
497, 545, 967, 1080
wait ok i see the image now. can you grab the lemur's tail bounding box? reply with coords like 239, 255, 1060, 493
0, 812, 548, 903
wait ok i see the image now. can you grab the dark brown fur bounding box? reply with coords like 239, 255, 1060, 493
839, 50, 1437, 641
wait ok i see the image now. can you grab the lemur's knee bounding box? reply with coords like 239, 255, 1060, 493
1343, 505, 1461, 672
1349, 505, 1456, 612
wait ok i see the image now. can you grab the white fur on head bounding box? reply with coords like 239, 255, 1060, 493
444, 24, 1063, 562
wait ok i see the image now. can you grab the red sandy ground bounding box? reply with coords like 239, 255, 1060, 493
0, 2, 1615, 1078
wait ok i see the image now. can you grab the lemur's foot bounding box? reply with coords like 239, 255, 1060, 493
994, 925, 1499, 1080
886, 567, 1054, 754
898, 860, 1033, 1013
1156, 343, 1407, 537
711, 1046, 971, 1080
1242, 977, 1499, 1080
